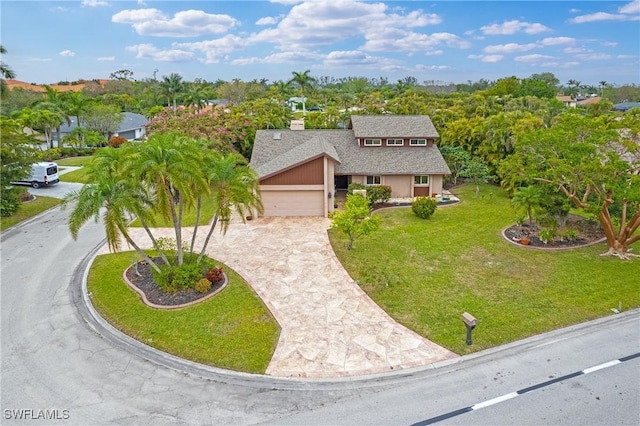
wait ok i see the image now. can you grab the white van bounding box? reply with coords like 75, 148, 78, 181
13, 162, 60, 188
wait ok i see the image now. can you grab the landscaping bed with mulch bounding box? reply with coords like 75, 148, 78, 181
125, 259, 226, 307
504, 215, 606, 249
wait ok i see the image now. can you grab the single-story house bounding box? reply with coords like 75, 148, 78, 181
556, 95, 577, 108
57, 112, 147, 143
249, 115, 451, 217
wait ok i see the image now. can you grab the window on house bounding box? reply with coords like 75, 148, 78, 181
364, 138, 382, 146
410, 139, 427, 146
386, 139, 404, 146
366, 175, 381, 185
414, 175, 429, 185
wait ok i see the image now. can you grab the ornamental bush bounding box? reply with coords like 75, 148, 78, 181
412, 197, 437, 219
108, 136, 127, 148
194, 278, 212, 293
367, 185, 392, 205
205, 266, 224, 284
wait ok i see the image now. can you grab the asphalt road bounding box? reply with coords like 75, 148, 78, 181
1, 204, 639, 425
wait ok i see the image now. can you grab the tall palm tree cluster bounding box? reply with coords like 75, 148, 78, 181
63, 132, 263, 274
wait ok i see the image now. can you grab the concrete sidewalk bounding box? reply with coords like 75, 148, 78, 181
99, 217, 457, 378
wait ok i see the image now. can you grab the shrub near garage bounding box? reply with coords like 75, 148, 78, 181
412, 196, 437, 219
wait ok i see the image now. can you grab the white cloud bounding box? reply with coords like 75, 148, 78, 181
540, 61, 580, 69
126, 44, 196, 62
174, 35, 248, 64
27, 57, 52, 62
97, 56, 115, 61
232, 51, 321, 65
363, 30, 470, 53
416, 64, 450, 70
569, 8, 581, 13
602, 41, 618, 47
574, 52, 612, 60
250, 0, 450, 56
483, 43, 538, 54
617, 54, 637, 59
59, 50, 76, 57
256, 16, 279, 25
323, 50, 392, 68
619, 0, 640, 14
480, 20, 550, 35
468, 54, 504, 63
564, 47, 587, 53
424, 50, 443, 56
515, 54, 555, 62
112, 8, 238, 37
137, 0, 146, 5
539, 37, 576, 46
570, 12, 638, 23
82, 0, 108, 7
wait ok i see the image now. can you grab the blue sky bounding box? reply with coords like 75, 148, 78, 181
2, 0, 639, 86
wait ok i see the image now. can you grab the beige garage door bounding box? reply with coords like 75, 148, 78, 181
261, 190, 324, 217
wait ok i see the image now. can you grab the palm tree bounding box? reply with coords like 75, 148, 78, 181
288, 70, 315, 115
63, 147, 162, 273
196, 151, 263, 264
160, 73, 184, 112
1, 45, 16, 98
39, 86, 71, 146
183, 83, 212, 112
134, 132, 207, 265
599, 80, 608, 97
511, 185, 543, 225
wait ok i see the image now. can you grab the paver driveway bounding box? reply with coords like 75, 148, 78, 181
99, 217, 457, 378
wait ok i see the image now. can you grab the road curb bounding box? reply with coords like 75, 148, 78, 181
71, 244, 640, 390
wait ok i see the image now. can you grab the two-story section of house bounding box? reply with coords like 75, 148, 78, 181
250, 115, 451, 217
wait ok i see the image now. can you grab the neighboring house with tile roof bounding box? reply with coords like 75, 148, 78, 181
250, 115, 451, 217
556, 95, 577, 108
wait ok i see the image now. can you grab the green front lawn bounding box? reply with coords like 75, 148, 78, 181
0, 196, 61, 231
88, 251, 280, 373
56, 156, 93, 167
57, 156, 93, 183
329, 184, 640, 355
59, 168, 91, 183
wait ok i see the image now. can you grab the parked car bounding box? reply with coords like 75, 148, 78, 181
12, 162, 60, 188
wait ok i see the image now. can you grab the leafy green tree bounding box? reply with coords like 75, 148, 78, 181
0, 117, 38, 216
440, 145, 471, 186
507, 111, 639, 258
459, 156, 492, 197
82, 103, 123, 139
330, 193, 380, 250
13, 107, 62, 149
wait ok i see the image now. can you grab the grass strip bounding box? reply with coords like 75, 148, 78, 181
329, 183, 640, 355
88, 251, 280, 373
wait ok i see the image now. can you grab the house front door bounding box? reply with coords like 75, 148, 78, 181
334, 175, 350, 190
